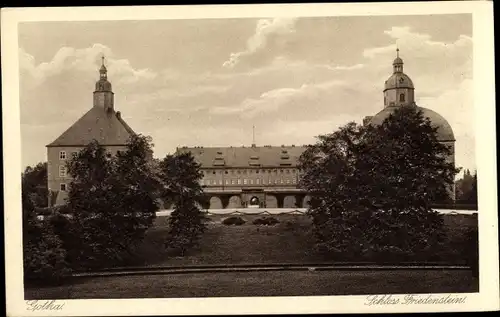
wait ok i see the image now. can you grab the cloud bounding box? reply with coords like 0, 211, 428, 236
210, 80, 346, 118
19, 44, 157, 88
222, 18, 297, 68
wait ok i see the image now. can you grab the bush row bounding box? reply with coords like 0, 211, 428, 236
222, 216, 281, 226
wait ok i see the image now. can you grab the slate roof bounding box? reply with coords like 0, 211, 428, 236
47, 108, 136, 147
176, 145, 307, 168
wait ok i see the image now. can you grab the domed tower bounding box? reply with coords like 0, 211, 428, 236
93, 56, 114, 112
383, 49, 415, 108
365, 49, 456, 201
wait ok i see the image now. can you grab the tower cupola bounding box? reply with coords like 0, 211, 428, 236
93, 56, 114, 112
383, 48, 415, 108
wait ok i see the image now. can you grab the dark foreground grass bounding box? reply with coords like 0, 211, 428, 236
131, 213, 477, 267
25, 269, 478, 299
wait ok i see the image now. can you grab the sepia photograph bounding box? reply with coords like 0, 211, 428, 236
2, 2, 498, 316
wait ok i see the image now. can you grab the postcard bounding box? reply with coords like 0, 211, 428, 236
2, 1, 498, 316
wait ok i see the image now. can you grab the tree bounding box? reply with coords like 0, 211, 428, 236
158, 152, 206, 255
66, 136, 159, 269
456, 170, 477, 204
21, 162, 48, 208
22, 190, 70, 284
299, 106, 459, 261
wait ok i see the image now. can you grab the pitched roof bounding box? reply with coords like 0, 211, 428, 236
176, 145, 307, 168
47, 107, 136, 147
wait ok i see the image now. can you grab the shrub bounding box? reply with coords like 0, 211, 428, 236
47, 211, 82, 269
23, 217, 71, 285
222, 216, 246, 226
253, 216, 280, 226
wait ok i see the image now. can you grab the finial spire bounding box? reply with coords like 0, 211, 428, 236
101, 55, 105, 66
252, 125, 256, 147
396, 47, 399, 58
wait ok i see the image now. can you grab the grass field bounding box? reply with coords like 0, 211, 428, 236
25, 269, 478, 299
25, 213, 478, 299
129, 213, 477, 267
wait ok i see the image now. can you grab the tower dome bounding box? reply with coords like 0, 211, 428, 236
93, 56, 114, 111
369, 106, 455, 142
369, 49, 455, 142
95, 57, 112, 92
383, 49, 415, 108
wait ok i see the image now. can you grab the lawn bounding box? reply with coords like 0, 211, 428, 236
132, 214, 320, 267
127, 213, 477, 268
25, 269, 478, 299
25, 213, 479, 299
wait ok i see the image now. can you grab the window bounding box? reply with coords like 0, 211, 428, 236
280, 179, 284, 184
59, 151, 66, 160
286, 179, 291, 184
60, 183, 67, 191
237, 179, 242, 185
286, 169, 290, 174
274, 179, 278, 184
256, 179, 260, 185
292, 178, 296, 184
225, 171, 228, 174
244, 179, 248, 185
231, 179, 235, 185
250, 179, 253, 185
219, 180, 222, 185
400, 93, 405, 102
225, 179, 229, 185
213, 171, 216, 175
59, 165, 67, 177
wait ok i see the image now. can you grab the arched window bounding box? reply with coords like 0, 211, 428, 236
399, 93, 405, 102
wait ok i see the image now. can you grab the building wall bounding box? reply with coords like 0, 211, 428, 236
200, 167, 300, 189
47, 144, 128, 206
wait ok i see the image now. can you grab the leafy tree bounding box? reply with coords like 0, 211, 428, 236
22, 190, 70, 284
21, 162, 48, 208
456, 170, 478, 204
299, 106, 459, 261
66, 136, 158, 269
158, 152, 206, 255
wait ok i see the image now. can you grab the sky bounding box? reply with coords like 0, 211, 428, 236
18, 14, 475, 176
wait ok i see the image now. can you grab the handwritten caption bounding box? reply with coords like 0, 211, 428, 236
365, 294, 467, 306
26, 300, 65, 311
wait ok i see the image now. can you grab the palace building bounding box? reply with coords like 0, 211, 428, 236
46, 58, 136, 206
179, 50, 456, 209
45, 51, 455, 208
175, 144, 309, 209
